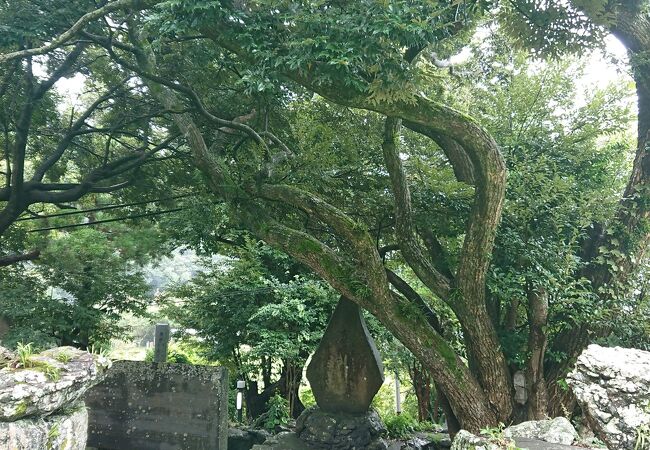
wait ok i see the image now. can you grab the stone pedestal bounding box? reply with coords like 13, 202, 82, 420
296, 407, 387, 450
250, 408, 388, 450
229, 427, 271, 450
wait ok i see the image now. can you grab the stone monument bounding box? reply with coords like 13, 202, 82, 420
253, 296, 387, 450
307, 296, 385, 414
299, 296, 386, 449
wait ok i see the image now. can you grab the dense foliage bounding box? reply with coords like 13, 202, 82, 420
1, 0, 649, 432
0, 224, 159, 349
162, 242, 336, 417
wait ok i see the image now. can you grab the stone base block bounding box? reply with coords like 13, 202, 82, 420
295, 407, 388, 450
251, 431, 315, 450
229, 427, 271, 450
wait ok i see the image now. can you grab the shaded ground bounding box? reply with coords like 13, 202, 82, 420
249, 432, 597, 450
514, 438, 596, 449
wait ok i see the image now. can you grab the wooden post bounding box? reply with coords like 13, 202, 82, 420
154, 323, 170, 363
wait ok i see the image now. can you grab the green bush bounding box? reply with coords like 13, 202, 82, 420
384, 413, 419, 439
371, 375, 421, 421
372, 382, 398, 418
254, 393, 290, 432
144, 342, 205, 364
400, 389, 423, 421
299, 386, 316, 408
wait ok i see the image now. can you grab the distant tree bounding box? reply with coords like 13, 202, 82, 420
164, 243, 336, 419
0, 223, 162, 349
0, 0, 183, 253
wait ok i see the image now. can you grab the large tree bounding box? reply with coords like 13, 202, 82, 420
1, 0, 648, 432
0, 0, 181, 264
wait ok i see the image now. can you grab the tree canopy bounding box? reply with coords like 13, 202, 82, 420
1, 0, 649, 433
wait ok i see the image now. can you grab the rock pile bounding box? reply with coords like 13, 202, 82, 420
568, 344, 650, 450
0, 345, 110, 450
450, 417, 581, 450
295, 407, 387, 450
229, 427, 271, 450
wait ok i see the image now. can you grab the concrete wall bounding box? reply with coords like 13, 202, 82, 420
86, 361, 229, 449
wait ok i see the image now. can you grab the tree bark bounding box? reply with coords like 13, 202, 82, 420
526, 285, 549, 420
380, 117, 513, 422
438, 384, 461, 437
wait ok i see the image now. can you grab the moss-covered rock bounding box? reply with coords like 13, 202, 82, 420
0, 346, 110, 421
0, 401, 87, 450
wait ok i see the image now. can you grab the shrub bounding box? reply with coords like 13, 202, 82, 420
384, 413, 419, 439
299, 386, 316, 408
144, 342, 206, 364
255, 393, 290, 432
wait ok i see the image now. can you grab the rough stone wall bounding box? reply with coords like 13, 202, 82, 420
0, 402, 88, 450
0, 345, 109, 450
568, 344, 650, 450
0, 347, 111, 420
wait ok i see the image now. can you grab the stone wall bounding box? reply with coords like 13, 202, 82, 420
568, 344, 650, 450
86, 360, 229, 450
0, 402, 88, 450
0, 345, 110, 450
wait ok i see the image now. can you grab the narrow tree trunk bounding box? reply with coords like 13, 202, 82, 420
526, 285, 549, 420
505, 297, 519, 331
246, 381, 267, 419
432, 386, 441, 423
410, 361, 434, 422
281, 359, 305, 419
262, 356, 272, 387
437, 385, 461, 437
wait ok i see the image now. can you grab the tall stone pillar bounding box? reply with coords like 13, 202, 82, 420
251, 297, 388, 450
296, 296, 387, 450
